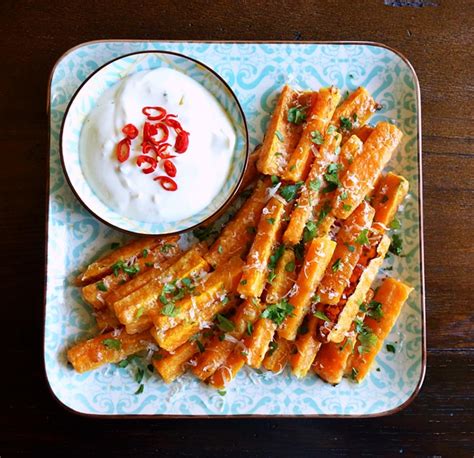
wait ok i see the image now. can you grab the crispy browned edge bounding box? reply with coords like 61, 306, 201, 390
43, 39, 425, 419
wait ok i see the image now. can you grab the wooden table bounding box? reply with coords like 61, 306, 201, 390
1, 1, 472, 455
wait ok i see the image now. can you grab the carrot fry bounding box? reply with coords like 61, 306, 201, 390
94, 309, 120, 332
326, 234, 391, 343
332, 87, 377, 139
245, 318, 277, 368
208, 351, 246, 389
238, 197, 287, 298
76, 236, 170, 286
240, 147, 261, 191
290, 316, 321, 378
346, 278, 413, 382
332, 122, 403, 219
257, 86, 313, 176
153, 333, 212, 384
317, 201, 375, 305
262, 337, 291, 373
113, 244, 210, 326
192, 299, 263, 380
125, 316, 153, 335
283, 86, 341, 182
339, 134, 363, 171
67, 329, 154, 373
151, 294, 238, 352
205, 179, 268, 268
82, 241, 180, 310
371, 172, 409, 228
153, 255, 244, 332
282, 131, 342, 246
279, 237, 336, 341
266, 247, 297, 304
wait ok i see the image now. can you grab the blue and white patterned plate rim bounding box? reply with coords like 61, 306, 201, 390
44, 40, 426, 418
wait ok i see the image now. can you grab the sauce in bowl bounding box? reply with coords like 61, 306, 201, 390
80, 67, 236, 223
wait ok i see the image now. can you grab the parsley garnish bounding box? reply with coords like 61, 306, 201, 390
102, 338, 121, 350
270, 175, 280, 186
161, 303, 179, 317
268, 341, 278, 356
160, 243, 175, 254
390, 217, 401, 230
196, 339, 205, 353
142, 249, 149, 258
285, 261, 295, 272
316, 201, 332, 227
310, 130, 324, 145
355, 229, 370, 246
261, 299, 294, 326
136, 307, 145, 319
269, 245, 285, 270
216, 314, 235, 332
266, 217, 275, 225
332, 258, 342, 272
327, 125, 337, 135
135, 368, 144, 384
240, 279, 247, 285
309, 179, 321, 192
355, 319, 378, 354
111, 260, 140, 277
217, 389, 227, 396
268, 271, 277, 283
145, 262, 154, 268
247, 322, 253, 336
117, 359, 129, 368
279, 181, 304, 202
110, 242, 120, 250
386, 343, 396, 353
323, 163, 342, 193
275, 130, 284, 142
96, 281, 108, 292
218, 245, 223, 254
193, 225, 218, 241
287, 106, 307, 125
303, 220, 317, 242
389, 234, 403, 256
344, 242, 355, 252
340, 116, 352, 131
135, 384, 144, 395
314, 310, 330, 321
366, 300, 384, 320
343, 203, 352, 212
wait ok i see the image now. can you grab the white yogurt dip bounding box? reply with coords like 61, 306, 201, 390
80, 67, 236, 223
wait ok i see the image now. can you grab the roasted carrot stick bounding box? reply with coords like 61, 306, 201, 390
332, 122, 403, 219
289, 315, 321, 378
346, 278, 413, 382
278, 237, 336, 341
266, 247, 297, 304
262, 336, 292, 373
245, 318, 277, 368
208, 351, 246, 389
283, 86, 341, 182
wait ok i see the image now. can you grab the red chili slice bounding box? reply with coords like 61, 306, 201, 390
174, 131, 189, 153
142, 106, 167, 121
164, 117, 184, 132
116, 138, 131, 162
136, 155, 157, 174
154, 176, 178, 191
163, 159, 177, 177
122, 123, 139, 139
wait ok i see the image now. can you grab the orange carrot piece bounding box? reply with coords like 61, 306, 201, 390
262, 336, 291, 373
282, 131, 342, 246
94, 309, 120, 332
257, 86, 312, 176
290, 315, 322, 378
283, 86, 341, 182
352, 124, 374, 142
240, 147, 261, 191
125, 316, 153, 335
76, 236, 168, 286
153, 256, 244, 332
208, 351, 246, 389
238, 197, 287, 298
332, 122, 403, 219
339, 134, 363, 171
82, 241, 180, 309
347, 278, 413, 382
371, 172, 409, 228
245, 318, 277, 368
278, 237, 336, 341
205, 179, 268, 268
67, 329, 154, 373
266, 248, 297, 304
317, 201, 375, 305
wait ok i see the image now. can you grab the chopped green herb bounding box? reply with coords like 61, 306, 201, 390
135, 368, 145, 384
261, 299, 294, 326
344, 242, 355, 252
218, 245, 223, 254
161, 303, 179, 317
268, 341, 278, 356
309, 179, 321, 192
275, 130, 284, 142
102, 338, 121, 350
289, 165, 296, 172
353, 113, 358, 122
160, 243, 175, 254
323, 163, 342, 192
390, 217, 401, 230
136, 307, 145, 319
340, 116, 352, 131
147, 364, 154, 372
314, 310, 330, 321
316, 201, 332, 226
386, 343, 396, 353
355, 229, 370, 246
287, 106, 307, 125
96, 281, 108, 292
327, 125, 337, 135
356, 320, 378, 354
240, 279, 247, 285
310, 130, 324, 145
196, 339, 205, 353
366, 300, 384, 320
145, 262, 154, 268
216, 314, 235, 332
312, 294, 321, 303
142, 249, 149, 258
332, 258, 342, 272
268, 271, 277, 283
193, 225, 218, 241
266, 217, 275, 225
269, 245, 285, 270
279, 181, 304, 202
221, 296, 230, 305
217, 389, 227, 396
117, 359, 129, 368
343, 204, 352, 212
134, 384, 144, 395
285, 261, 295, 272
340, 191, 348, 200
271, 175, 280, 186
110, 242, 120, 250
389, 234, 403, 256
294, 240, 305, 261
303, 220, 317, 242
247, 322, 253, 336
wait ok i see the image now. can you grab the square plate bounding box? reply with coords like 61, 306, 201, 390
45, 40, 425, 417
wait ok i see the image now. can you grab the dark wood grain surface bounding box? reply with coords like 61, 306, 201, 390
1, 0, 473, 456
